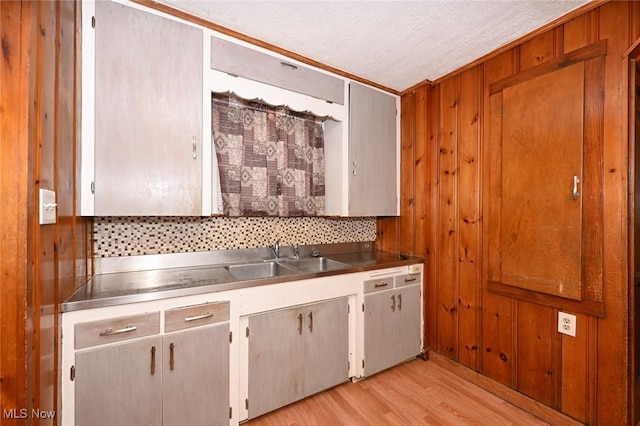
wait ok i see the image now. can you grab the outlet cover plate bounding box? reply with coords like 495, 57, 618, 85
558, 311, 576, 337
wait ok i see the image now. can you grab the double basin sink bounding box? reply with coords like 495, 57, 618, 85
226, 257, 349, 281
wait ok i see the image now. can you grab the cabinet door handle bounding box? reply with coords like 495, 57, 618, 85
169, 342, 175, 371
184, 312, 213, 322
572, 175, 580, 200
352, 160, 357, 176
192, 136, 197, 160
298, 313, 303, 335
391, 295, 396, 312
99, 325, 137, 336
397, 293, 402, 311
150, 346, 156, 376
308, 312, 313, 333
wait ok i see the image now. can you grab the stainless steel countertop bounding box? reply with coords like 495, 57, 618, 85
62, 248, 424, 312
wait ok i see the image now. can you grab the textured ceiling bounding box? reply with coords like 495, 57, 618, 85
158, 0, 591, 92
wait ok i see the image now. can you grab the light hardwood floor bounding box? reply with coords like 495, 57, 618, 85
246, 358, 550, 426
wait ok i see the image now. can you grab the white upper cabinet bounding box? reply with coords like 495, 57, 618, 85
81, 1, 205, 216
325, 82, 400, 217
80, 1, 399, 217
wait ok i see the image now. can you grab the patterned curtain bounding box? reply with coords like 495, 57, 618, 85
212, 93, 325, 217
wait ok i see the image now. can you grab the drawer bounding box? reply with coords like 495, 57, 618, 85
75, 311, 160, 349
363, 277, 394, 294
395, 273, 422, 288
164, 301, 230, 333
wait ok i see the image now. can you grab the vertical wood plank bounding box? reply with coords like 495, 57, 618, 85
519, 31, 556, 71
399, 89, 415, 256
35, 1, 58, 419
564, 14, 590, 53
482, 51, 516, 386
560, 312, 588, 422
457, 66, 481, 369
516, 302, 554, 406
436, 76, 459, 359
413, 85, 428, 259
0, 1, 34, 421
597, 2, 631, 424
426, 84, 440, 350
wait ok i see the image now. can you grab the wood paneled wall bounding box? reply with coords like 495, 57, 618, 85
381, 2, 640, 424
0, 1, 91, 424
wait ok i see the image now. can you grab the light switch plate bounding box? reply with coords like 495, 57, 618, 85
39, 188, 57, 225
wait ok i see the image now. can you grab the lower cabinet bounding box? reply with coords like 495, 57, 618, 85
73, 302, 230, 426
246, 297, 349, 419
162, 324, 230, 426
75, 335, 163, 426
363, 274, 422, 377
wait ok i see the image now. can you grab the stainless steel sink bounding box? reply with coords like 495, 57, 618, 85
279, 257, 349, 273
226, 261, 298, 281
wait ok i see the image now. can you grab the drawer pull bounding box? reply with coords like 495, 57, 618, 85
184, 312, 213, 322
375, 282, 389, 288
404, 277, 418, 283
99, 325, 137, 336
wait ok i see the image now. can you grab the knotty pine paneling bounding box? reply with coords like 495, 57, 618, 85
398, 2, 637, 424
0, 2, 90, 424
0, 2, 34, 423
436, 76, 459, 359
457, 66, 482, 370
481, 51, 516, 389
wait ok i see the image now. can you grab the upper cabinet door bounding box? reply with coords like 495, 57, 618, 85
348, 82, 399, 216
500, 62, 584, 300
92, 1, 203, 216
487, 40, 607, 309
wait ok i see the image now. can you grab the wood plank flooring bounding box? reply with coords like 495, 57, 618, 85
246, 358, 550, 426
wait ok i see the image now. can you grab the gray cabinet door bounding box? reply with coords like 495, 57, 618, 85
163, 324, 230, 426
94, 1, 203, 216
364, 290, 395, 376
75, 336, 162, 426
348, 82, 398, 216
364, 284, 421, 376
248, 298, 349, 419
301, 298, 349, 397
392, 285, 422, 366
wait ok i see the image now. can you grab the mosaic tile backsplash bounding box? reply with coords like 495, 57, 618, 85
93, 216, 376, 257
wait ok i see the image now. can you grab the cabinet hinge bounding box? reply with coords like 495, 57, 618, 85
229, 331, 232, 344
246, 326, 249, 338
70, 366, 75, 381
245, 398, 249, 410
229, 407, 232, 419
91, 16, 95, 28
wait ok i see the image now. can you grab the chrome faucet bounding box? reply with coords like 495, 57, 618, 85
293, 244, 300, 259
269, 239, 280, 259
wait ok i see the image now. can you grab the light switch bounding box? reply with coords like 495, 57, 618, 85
39, 188, 57, 225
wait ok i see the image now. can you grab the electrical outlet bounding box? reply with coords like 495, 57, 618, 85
558, 311, 576, 337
